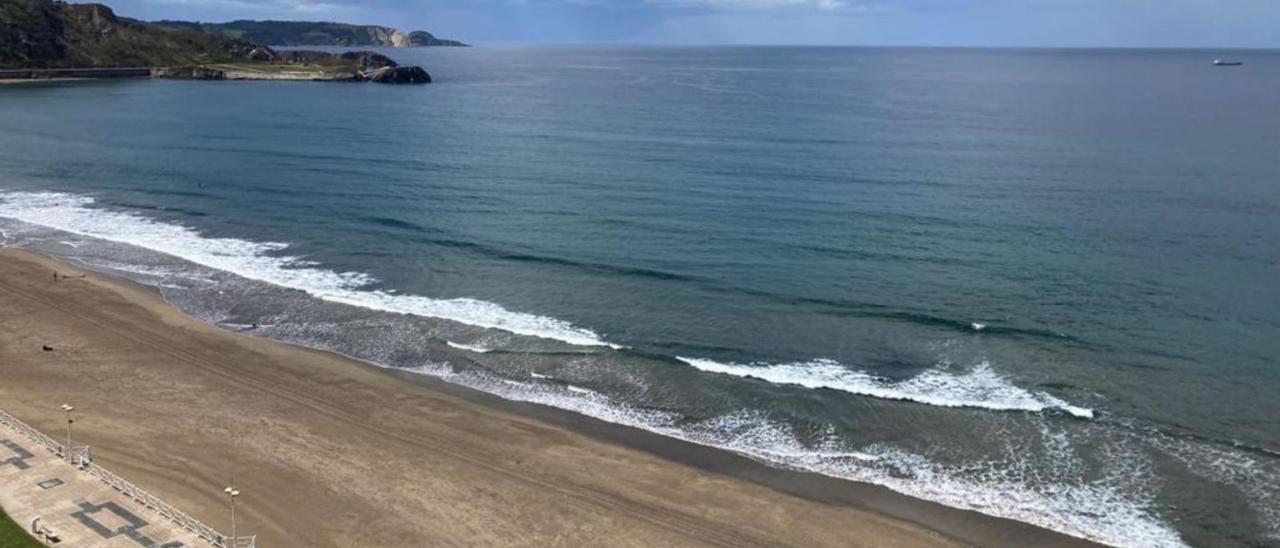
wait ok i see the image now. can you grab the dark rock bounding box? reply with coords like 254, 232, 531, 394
368, 65, 430, 84
340, 51, 397, 71
42, 345, 54, 352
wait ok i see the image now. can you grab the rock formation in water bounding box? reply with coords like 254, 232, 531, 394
368, 65, 431, 84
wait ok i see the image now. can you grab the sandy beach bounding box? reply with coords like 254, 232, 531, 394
0, 247, 1097, 547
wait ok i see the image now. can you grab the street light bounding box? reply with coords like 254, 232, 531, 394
224, 486, 241, 546
59, 404, 74, 462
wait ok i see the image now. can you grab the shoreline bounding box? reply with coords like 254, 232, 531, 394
382, 367, 1102, 547
0, 246, 1099, 547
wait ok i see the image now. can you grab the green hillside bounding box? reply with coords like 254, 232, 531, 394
1, 1, 255, 68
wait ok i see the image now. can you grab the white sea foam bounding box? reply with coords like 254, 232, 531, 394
392, 361, 1182, 548
1, 189, 1187, 546
1153, 434, 1280, 540
0, 191, 617, 348
446, 341, 493, 353
971, 322, 987, 331
677, 357, 1094, 418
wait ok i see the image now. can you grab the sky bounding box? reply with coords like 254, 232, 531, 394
106, 0, 1280, 48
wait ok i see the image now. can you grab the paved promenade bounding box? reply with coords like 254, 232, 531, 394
0, 421, 205, 547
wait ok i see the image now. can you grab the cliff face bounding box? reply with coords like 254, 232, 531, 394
60, 4, 255, 67
407, 30, 466, 47
151, 20, 468, 48
367, 25, 410, 48
0, 1, 254, 68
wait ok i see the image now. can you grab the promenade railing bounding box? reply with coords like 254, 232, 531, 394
0, 408, 255, 548
0, 408, 62, 455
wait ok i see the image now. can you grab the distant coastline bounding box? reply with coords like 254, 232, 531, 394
0, 1, 447, 84
149, 19, 468, 48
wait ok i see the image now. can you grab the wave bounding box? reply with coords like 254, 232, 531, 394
446, 341, 493, 353
0, 191, 618, 348
0, 189, 1193, 546
407, 232, 1084, 345
285, 205, 1086, 347
677, 357, 1095, 419
0, 190, 1092, 417
363, 216, 429, 232
401, 361, 1181, 548
23, 198, 1080, 349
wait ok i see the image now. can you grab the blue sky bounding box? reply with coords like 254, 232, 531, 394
110, 0, 1280, 47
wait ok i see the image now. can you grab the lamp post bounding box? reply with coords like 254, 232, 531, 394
224, 486, 240, 546
59, 404, 74, 462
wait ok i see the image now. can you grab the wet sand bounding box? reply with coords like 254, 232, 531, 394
0, 247, 1097, 547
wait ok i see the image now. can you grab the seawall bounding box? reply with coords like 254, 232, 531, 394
0, 67, 151, 80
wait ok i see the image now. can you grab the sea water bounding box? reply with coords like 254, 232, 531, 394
2, 47, 1278, 547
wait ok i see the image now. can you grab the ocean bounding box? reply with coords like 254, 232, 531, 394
1, 46, 1277, 547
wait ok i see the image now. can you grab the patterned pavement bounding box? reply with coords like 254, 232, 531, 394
0, 428, 205, 547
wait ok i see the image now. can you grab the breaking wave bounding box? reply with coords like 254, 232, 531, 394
0, 191, 616, 348
0, 189, 1193, 547
446, 341, 494, 353
399, 362, 1182, 548
677, 357, 1095, 418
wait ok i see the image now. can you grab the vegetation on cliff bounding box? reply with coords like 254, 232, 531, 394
151, 20, 468, 48
1, 0, 253, 68
0, 0, 64, 67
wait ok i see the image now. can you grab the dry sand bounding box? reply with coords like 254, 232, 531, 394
0, 247, 1096, 547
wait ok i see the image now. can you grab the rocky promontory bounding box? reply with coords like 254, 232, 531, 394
150, 49, 431, 84
1, 1, 433, 85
